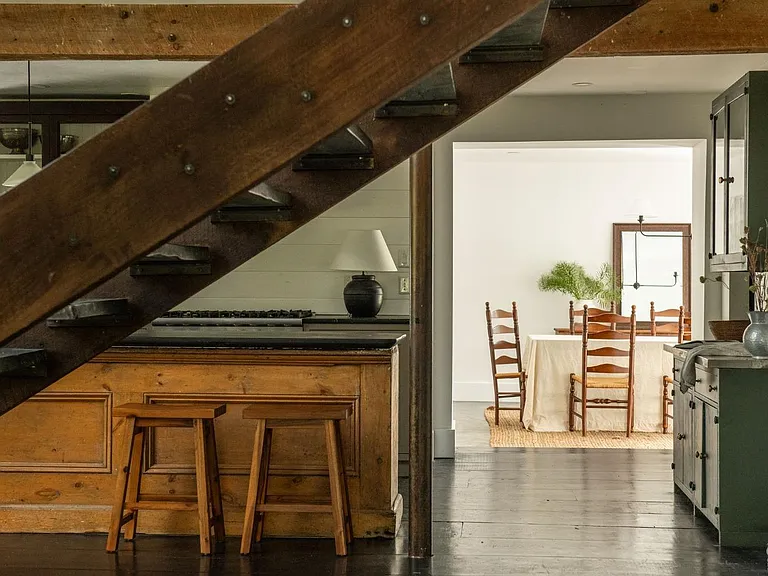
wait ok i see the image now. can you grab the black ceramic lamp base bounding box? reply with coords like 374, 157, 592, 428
343, 274, 383, 318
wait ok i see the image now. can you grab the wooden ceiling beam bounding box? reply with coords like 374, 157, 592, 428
0, 4, 295, 60
0, 1, 765, 61
575, 0, 768, 56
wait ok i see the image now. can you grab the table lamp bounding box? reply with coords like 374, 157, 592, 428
331, 229, 398, 317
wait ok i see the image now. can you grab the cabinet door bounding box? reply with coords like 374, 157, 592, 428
681, 392, 696, 495
703, 404, 720, 524
712, 107, 727, 256
693, 397, 704, 507
672, 384, 686, 487
726, 94, 747, 254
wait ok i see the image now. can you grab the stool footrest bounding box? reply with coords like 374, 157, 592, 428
126, 500, 198, 512
140, 494, 197, 503
256, 503, 333, 514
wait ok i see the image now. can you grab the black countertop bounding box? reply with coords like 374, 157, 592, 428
302, 314, 409, 325
119, 329, 406, 350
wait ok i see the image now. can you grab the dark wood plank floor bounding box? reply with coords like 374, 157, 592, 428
0, 402, 764, 575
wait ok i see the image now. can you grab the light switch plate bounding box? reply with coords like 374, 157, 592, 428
397, 248, 410, 268
399, 276, 410, 294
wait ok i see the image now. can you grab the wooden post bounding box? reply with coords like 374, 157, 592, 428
409, 145, 432, 558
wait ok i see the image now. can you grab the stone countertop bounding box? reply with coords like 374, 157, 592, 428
664, 343, 768, 369
119, 329, 406, 350
302, 314, 409, 325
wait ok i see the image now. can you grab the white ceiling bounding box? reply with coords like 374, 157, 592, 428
515, 53, 768, 96
0, 53, 767, 98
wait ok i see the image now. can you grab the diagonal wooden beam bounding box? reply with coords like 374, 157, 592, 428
0, 2, 645, 415
0, 0, 543, 347
0, 0, 764, 60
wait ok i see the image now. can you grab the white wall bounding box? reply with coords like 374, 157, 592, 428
433, 93, 718, 456
452, 145, 693, 402
180, 163, 410, 314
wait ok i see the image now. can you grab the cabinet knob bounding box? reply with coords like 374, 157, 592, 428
718, 176, 735, 184
689, 481, 696, 491
677, 433, 686, 440
714, 416, 719, 424
714, 506, 719, 515
694, 378, 702, 383
695, 451, 700, 458
709, 385, 718, 392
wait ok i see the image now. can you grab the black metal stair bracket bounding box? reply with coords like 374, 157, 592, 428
47, 298, 132, 327
0, 348, 46, 377
460, 0, 549, 63
375, 65, 458, 118
131, 244, 211, 276
293, 125, 374, 170
212, 183, 293, 223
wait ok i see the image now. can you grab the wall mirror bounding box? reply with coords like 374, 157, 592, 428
612, 223, 691, 321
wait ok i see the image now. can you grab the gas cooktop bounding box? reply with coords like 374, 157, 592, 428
161, 309, 314, 319
151, 309, 314, 328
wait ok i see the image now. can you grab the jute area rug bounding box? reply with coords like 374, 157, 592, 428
485, 407, 673, 449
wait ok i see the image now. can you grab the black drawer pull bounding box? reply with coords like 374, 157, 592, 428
709, 385, 718, 392
714, 416, 719, 424
695, 451, 700, 459
677, 433, 686, 440
695, 378, 702, 383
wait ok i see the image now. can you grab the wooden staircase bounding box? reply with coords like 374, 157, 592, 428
0, 0, 644, 416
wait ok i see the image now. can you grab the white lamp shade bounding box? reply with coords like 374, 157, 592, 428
2, 160, 41, 188
331, 230, 398, 272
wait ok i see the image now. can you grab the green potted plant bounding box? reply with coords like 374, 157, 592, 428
537, 262, 621, 309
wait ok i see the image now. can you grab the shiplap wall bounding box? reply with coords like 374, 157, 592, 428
180, 163, 411, 314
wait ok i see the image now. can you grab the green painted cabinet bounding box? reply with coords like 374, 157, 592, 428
671, 354, 768, 547
709, 71, 768, 272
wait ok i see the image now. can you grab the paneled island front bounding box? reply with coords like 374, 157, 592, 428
0, 331, 404, 538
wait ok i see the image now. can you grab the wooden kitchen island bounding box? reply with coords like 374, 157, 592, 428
0, 331, 403, 538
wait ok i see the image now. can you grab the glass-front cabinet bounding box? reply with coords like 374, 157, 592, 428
709, 72, 768, 272
0, 97, 146, 179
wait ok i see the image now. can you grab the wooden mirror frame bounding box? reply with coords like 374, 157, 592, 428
612, 223, 691, 316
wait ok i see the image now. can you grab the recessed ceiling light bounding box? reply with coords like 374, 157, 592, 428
572, 82, 593, 87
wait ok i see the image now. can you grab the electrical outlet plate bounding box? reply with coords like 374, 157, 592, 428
399, 276, 410, 294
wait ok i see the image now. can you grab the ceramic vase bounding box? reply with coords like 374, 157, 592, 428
743, 311, 768, 358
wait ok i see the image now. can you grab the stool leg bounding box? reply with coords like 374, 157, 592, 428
241, 419, 266, 555
254, 428, 272, 543
324, 420, 348, 556
333, 421, 353, 544
106, 416, 137, 553
193, 419, 213, 555
204, 421, 226, 545
123, 427, 145, 541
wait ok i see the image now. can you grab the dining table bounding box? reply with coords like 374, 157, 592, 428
521, 334, 676, 432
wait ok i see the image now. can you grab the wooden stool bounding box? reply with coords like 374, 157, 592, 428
240, 401, 354, 556
106, 403, 227, 555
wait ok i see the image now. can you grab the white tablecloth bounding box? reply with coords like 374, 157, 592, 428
521, 335, 675, 432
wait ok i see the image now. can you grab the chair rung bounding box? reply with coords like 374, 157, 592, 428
256, 503, 333, 514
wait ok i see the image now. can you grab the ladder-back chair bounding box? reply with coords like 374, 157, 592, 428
569, 305, 636, 437
652, 303, 688, 433
485, 302, 526, 426
568, 301, 617, 335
